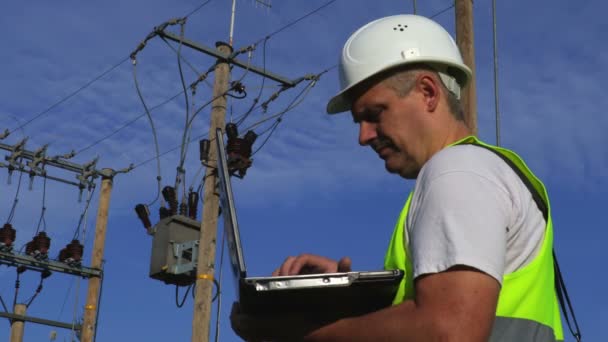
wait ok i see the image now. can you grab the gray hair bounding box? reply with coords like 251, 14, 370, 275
383, 65, 465, 121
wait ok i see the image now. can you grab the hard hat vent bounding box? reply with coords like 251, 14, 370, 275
393, 24, 408, 32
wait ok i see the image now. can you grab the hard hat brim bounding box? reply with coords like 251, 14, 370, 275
326, 59, 472, 114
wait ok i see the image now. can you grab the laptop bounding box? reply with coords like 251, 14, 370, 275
215, 128, 403, 318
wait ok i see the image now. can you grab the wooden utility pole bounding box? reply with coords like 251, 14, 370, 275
191, 42, 232, 342
455, 0, 478, 135
9, 303, 26, 342
81, 170, 114, 342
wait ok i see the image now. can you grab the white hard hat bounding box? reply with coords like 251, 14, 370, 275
327, 14, 472, 114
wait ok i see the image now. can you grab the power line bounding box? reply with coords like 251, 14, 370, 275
75, 90, 184, 155
257, 0, 338, 44
183, 0, 214, 19
132, 69, 326, 170
7, 0, 215, 138
9, 57, 130, 135
430, 3, 455, 19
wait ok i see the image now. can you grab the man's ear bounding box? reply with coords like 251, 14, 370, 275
417, 74, 440, 112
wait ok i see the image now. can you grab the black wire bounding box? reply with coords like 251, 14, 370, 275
159, 37, 213, 90
0, 293, 8, 312
131, 67, 327, 171
251, 120, 281, 156
183, 0, 213, 19
12, 271, 21, 309
255, 0, 338, 45
9, 57, 129, 134
430, 3, 455, 19
75, 90, 184, 155
132, 61, 164, 207
175, 284, 192, 308
72, 186, 96, 241
34, 175, 48, 235
24, 277, 44, 308
176, 20, 192, 195
236, 38, 268, 126
57, 279, 74, 320
6, 166, 24, 224
554, 251, 582, 341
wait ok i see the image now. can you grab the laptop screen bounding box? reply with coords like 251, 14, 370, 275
215, 128, 247, 280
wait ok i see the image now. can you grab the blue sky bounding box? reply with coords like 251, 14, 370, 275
0, 0, 604, 341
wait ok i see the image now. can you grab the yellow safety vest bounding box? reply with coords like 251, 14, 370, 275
383, 136, 564, 341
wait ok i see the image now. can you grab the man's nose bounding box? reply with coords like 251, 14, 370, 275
358, 122, 377, 146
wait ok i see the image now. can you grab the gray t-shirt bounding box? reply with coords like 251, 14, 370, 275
406, 145, 546, 284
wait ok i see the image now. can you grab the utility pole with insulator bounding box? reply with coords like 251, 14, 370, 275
191, 42, 232, 342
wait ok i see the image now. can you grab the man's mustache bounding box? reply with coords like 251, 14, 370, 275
370, 138, 395, 153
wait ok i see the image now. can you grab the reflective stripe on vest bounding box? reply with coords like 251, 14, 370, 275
383, 136, 564, 341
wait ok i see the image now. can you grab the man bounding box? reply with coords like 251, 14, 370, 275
232, 14, 563, 341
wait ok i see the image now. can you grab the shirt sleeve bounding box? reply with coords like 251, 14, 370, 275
408, 169, 512, 284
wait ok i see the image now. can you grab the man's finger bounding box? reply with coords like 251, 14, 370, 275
279, 256, 296, 276
338, 256, 352, 272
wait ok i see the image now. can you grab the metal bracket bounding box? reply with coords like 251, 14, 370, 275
169, 240, 199, 275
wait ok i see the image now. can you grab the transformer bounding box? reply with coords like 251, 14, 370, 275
149, 214, 201, 286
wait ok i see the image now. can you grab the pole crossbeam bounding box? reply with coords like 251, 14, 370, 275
0, 250, 102, 278
158, 31, 298, 87
1, 311, 82, 331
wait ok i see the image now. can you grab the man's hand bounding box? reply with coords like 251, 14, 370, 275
272, 254, 352, 276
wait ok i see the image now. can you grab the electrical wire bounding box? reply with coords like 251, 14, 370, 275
183, 0, 213, 19
72, 186, 96, 241
8, 57, 129, 135
492, 0, 501, 146
132, 59, 164, 207
24, 275, 45, 308
57, 279, 75, 320
159, 37, 213, 89
175, 285, 193, 308
75, 90, 185, 155
430, 3, 455, 19
0, 293, 9, 312
6, 165, 24, 224
131, 67, 329, 171
236, 38, 269, 126
34, 175, 48, 235
176, 20, 191, 196
254, 0, 338, 46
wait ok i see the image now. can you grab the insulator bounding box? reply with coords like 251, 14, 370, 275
199, 139, 210, 163
231, 81, 246, 94
179, 202, 188, 216
135, 204, 152, 229
188, 191, 199, 220
25, 240, 35, 255
229, 137, 253, 158
225, 123, 239, 140
244, 130, 258, 146
67, 239, 84, 262
159, 206, 171, 220
0, 223, 16, 246
162, 186, 178, 215
34, 232, 51, 254
59, 248, 69, 262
